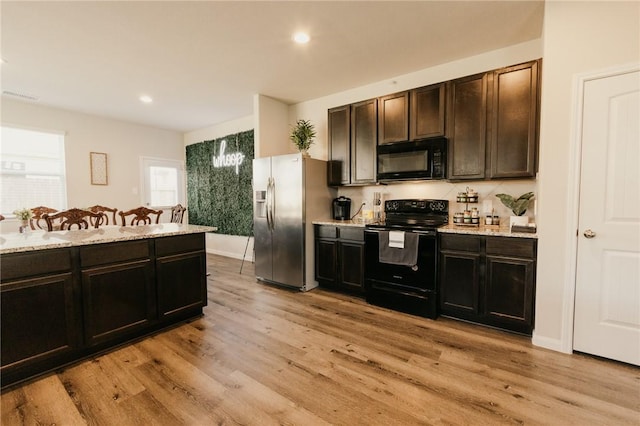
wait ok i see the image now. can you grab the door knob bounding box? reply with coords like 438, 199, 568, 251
583, 229, 596, 239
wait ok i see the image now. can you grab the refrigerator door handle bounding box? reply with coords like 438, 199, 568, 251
266, 177, 273, 231
269, 177, 275, 230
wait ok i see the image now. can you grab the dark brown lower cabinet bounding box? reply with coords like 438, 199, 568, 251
439, 233, 536, 335
315, 225, 365, 294
156, 234, 207, 321
0, 233, 208, 388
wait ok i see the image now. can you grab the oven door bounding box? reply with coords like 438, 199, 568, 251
364, 229, 437, 291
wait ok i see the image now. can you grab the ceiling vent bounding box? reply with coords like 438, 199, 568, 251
2, 90, 40, 101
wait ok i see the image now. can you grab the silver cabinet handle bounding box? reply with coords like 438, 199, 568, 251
583, 229, 596, 239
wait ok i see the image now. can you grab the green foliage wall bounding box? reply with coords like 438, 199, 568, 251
186, 130, 254, 236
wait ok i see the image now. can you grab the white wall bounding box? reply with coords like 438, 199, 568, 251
1, 98, 184, 233
534, 1, 640, 352
254, 94, 292, 158
184, 115, 255, 261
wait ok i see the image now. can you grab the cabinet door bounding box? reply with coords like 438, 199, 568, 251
484, 255, 535, 334
351, 99, 377, 184
1, 273, 80, 375
156, 252, 207, 321
328, 105, 351, 185
439, 251, 481, 318
489, 60, 539, 178
378, 91, 409, 144
446, 73, 488, 180
410, 83, 446, 139
82, 259, 156, 346
315, 238, 337, 285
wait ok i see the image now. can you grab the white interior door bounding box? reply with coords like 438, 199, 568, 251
573, 69, 640, 365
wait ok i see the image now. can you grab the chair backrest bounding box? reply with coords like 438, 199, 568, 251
0, 214, 5, 221
87, 205, 118, 226
30, 206, 58, 230
170, 204, 187, 224
42, 208, 103, 231
119, 206, 163, 226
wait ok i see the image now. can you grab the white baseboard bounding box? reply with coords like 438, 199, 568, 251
206, 247, 254, 262
532, 333, 571, 354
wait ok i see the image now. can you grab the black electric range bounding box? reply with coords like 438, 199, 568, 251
364, 199, 449, 319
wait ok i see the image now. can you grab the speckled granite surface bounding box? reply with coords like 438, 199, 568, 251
438, 224, 537, 239
0, 224, 217, 254
313, 220, 537, 239
312, 220, 367, 228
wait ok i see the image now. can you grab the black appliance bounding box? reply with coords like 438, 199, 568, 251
364, 199, 449, 319
377, 138, 447, 182
332, 196, 352, 220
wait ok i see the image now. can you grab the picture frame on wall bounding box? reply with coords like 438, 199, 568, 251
90, 152, 108, 185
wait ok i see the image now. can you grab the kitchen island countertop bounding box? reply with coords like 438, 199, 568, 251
0, 223, 217, 254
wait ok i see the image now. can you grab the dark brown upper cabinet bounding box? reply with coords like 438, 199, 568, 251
447, 73, 488, 180
410, 82, 446, 140
378, 84, 446, 145
447, 59, 540, 180
351, 99, 378, 184
378, 91, 409, 144
328, 99, 377, 186
328, 105, 351, 185
489, 60, 539, 178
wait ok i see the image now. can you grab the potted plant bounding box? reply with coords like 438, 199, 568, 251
495, 192, 534, 228
289, 119, 316, 156
13, 207, 32, 233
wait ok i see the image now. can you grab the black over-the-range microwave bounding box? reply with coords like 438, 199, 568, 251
377, 137, 447, 182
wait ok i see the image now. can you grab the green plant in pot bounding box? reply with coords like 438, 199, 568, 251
290, 119, 316, 156
495, 192, 534, 228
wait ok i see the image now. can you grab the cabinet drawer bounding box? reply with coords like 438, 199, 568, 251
80, 240, 150, 268
339, 227, 364, 242
156, 234, 204, 257
440, 234, 482, 252
1, 249, 72, 281
486, 237, 536, 259
317, 225, 337, 239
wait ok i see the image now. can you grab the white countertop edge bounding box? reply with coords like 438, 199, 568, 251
0, 224, 218, 255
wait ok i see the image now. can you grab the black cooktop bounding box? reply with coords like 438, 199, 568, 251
366, 199, 449, 230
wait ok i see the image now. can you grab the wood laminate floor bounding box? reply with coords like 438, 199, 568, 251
2, 254, 639, 425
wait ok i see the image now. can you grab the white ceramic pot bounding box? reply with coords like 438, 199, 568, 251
509, 215, 529, 228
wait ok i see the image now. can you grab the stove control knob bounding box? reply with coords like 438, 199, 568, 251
430, 201, 446, 212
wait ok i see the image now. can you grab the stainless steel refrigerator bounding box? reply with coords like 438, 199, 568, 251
253, 153, 335, 291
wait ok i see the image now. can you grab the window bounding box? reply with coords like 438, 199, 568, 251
0, 126, 67, 215
141, 157, 184, 208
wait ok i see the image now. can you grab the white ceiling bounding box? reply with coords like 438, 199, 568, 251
1, 1, 544, 133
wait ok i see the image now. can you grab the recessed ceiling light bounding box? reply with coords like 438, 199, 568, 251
293, 32, 310, 44
139, 95, 153, 104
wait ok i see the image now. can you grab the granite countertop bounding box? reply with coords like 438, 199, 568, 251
313, 220, 536, 238
438, 223, 537, 239
312, 219, 367, 228
0, 224, 218, 254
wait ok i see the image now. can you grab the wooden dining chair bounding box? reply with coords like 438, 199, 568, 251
170, 204, 187, 224
42, 208, 103, 231
87, 205, 118, 226
119, 206, 163, 226
0, 214, 5, 221
30, 206, 58, 230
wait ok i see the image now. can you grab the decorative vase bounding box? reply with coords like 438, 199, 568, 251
19, 219, 29, 233
300, 149, 310, 158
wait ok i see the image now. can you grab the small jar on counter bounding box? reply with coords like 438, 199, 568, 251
471, 208, 479, 224
463, 210, 471, 224
453, 212, 464, 224
457, 192, 467, 203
